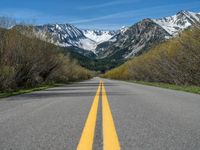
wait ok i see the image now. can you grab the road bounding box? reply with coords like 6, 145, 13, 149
0, 77, 200, 150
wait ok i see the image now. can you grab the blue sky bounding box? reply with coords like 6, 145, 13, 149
0, 0, 200, 30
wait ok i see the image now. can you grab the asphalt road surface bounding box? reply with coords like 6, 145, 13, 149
0, 77, 200, 150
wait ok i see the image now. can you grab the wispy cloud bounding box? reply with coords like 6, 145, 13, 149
71, 1, 200, 25
0, 0, 199, 30
78, 0, 139, 10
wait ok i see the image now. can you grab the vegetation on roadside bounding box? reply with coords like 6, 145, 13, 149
0, 27, 92, 92
103, 27, 200, 87
0, 84, 63, 98
130, 80, 200, 94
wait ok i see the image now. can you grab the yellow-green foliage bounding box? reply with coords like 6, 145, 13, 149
0, 28, 92, 91
103, 27, 200, 86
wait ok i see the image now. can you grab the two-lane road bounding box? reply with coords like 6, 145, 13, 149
0, 77, 200, 150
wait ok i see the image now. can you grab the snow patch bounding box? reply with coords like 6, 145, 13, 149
153, 11, 200, 36
82, 30, 116, 44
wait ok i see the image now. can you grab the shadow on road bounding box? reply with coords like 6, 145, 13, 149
6, 82, 132, 101
64, 82, 117, 87
7, 91, 133, 101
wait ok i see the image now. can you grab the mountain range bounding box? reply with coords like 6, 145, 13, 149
96, 10, 200, 59
13, 10, 200, 60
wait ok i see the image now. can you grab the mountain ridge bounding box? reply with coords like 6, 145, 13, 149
96, 10, 200, 59
12, 10, 200, 60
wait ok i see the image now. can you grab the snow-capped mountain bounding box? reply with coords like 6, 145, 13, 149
32, 24, 97, 52
95, 19, 171, 59
16, 24, 118, 54
82, 30, 117, 44
153, 11, 200, 35
13, 10, 200, 60
96, 11, 200, 59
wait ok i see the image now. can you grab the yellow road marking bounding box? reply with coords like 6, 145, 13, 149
77, 81, 101, 150
102, 81, 121, 150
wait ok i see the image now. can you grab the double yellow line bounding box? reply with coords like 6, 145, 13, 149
77, 81, 120, 150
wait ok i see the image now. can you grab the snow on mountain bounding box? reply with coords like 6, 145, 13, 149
120, 26, 129, 34
96, 11, 200, 59
31, 24, 97, 52
96, 18, 171, 59
26, 24, 118, 54
82, 30, 117, 44
153, 11, 200, 36
13, 10, 200, 59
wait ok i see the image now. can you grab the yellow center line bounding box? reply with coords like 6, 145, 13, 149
102, 81, 121, 150
76, 81, 101, 150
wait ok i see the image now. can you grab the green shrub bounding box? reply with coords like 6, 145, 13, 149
0, 28, 92, 91
103, 27, 200, 86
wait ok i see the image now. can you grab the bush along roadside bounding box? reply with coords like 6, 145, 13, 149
103, 27, 200, 88
130, 80, 200, 94
0, 28, 93, 93
0, 84, 62, 98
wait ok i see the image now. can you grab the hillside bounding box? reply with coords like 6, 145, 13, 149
103, 27, 200, 86
62, 49, 125, 72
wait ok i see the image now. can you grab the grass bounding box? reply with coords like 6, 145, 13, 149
0, 84, 63, 99
129, 80, 200, 94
